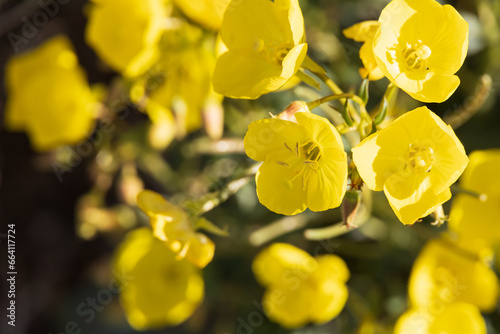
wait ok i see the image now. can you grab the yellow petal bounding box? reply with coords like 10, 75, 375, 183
352, 125, 409, 191
449, 150, 500, 248
244, 117, 306, 162
213, 51, 287, 99
309, 279, 348, 324
85, 0, 166, 77
313, 255, 350, 283
252, 243, 315, 288
394, 308, 432, 334
342, 20, 379, 42
256, 159, 308, 215
173, 0, 229, 30
262, 284, 314, 329
387, 107, 468, 194
185, 233, 215, 268
359, 41, 384, 81
295, 112, 347, 211
384, 174, 451, 225
281, 43, 308, 80
408, 238, 499, 312
430, 303, 486, 334
137, 190, 179, 217
394, 71, 461, 103
220, 0, 303, 51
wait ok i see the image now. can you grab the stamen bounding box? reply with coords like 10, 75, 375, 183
277, 161, 290, 167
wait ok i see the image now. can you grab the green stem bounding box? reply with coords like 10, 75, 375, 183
302, 55, 343, 95
184, 163, 261, 216
306, 93, 357, 110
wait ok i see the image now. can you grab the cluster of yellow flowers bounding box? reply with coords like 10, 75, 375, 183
239, 0, 469, 227
5, 0, 498, 331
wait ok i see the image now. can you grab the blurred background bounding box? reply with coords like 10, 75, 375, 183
1, 0, 500, 333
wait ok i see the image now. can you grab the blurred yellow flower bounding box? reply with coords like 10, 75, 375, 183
113, 228, 204, 330
373, 0, 468, 102
408, 238, 498, 312
137, 190, 223, 268
140, 23, 223, 144
4, 35, 96, 151
85, 0, 168, 77
394, 303, 486, 334
352, 107, 468, 225
212, 0, 307, 99
343, 21, 384, 81
449, 150, 500, 250
173, 0, 230, 30
252, 243, 349, 328
244, 110, 347, 215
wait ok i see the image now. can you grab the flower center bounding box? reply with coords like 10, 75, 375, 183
407, 144, 434, 173
253, 37, 291, 64
402, 42, 431, 71
277, 141, 322, 190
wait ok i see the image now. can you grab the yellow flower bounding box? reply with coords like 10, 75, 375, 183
212, 0, 307, 99
352, 107, 468, 225
408, 238, 498, 312
85, 0, 168, 77
343, 21, 384, 81
449, 150, 500, 249
244, 109, 347, 215
252, 243, 349, 329
394, 303, 486, 334
137, 190, 222, 268
373, 0, 468, 102
140, 23, 223, 142
173, 0, 230, 30
4, 36, 96, 151
113, 228, 204, 330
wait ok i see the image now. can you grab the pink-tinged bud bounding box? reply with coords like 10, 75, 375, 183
275, 101, 309, 122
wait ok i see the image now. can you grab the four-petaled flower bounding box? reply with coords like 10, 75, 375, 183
252, 243, 350, 328
113, 228, 204, 330
373, 0, 468, 102
244, 110, 347, 215
5, 35, 97, 151
352, 107, 468, 225
212, 0, 307, 99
